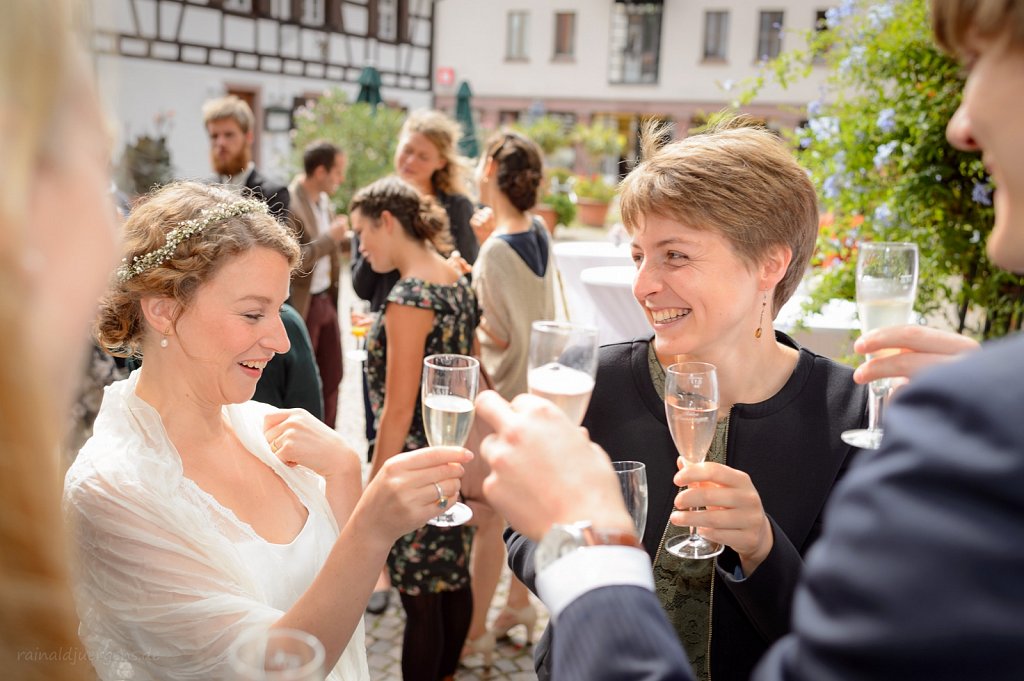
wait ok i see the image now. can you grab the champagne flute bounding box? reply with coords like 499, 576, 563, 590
228, 628, 326, 681
422, 354, 478, 527
664, 362, 722, 560
345, 301, 372, 362
527, 321, 599, 425
841, 242, 919, 450
613, 461, 648, 538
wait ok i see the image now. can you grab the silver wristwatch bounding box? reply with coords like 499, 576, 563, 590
535, 521, 642, 574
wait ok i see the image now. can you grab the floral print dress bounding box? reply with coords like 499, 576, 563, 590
366, 277, 480, 594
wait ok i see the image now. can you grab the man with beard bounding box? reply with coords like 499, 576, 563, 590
202, 95, 290, 220
202, 95, 320, 416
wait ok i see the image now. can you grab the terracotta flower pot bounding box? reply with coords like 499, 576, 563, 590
533, 204, 559, 236
577, 198, 610, 227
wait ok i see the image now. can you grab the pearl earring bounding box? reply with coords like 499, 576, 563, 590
160, 337, 169, 348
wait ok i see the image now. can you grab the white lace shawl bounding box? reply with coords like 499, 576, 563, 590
63, 371, 368, 681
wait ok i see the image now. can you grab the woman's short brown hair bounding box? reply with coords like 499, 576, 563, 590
96, 181, 300, 357
931, 0, 1024, 55
619, 116, 819, 315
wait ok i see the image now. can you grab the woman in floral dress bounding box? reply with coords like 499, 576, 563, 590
351, 175, 480, 681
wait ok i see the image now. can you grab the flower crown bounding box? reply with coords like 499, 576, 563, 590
116, 198, 270, 282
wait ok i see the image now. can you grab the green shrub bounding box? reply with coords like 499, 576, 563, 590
742, 0, 1023, 338
291, 90, 405, 212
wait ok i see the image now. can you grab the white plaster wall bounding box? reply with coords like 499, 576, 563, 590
95, 54, 433, 182
434, 0, 828, 108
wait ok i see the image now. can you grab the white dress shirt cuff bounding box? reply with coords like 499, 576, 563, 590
536, 546, 654, 623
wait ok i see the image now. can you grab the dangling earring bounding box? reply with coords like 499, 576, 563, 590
160, 329, 170, 348
755, 293, 767, 339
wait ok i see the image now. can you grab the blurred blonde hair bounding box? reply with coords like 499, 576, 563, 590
931, 0, 1024, 54
400, 109, 469, 197
201, 94, 255, 133
619, 115, 819, 316
0, 1, 92, 679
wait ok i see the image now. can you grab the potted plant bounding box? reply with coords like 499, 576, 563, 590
573, 174, 617, 227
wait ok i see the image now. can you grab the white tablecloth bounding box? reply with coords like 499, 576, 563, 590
553, 241, 632, 327
580, 265, 651, 345
776, 295, 859, 359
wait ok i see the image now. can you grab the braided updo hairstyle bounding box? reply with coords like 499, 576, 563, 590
95, 181, 300, 358
349, 175, 452, 254
485, 130, 544, 212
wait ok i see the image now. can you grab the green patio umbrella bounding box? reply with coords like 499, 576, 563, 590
356, 66, 382, 111
455, 81, 479, 158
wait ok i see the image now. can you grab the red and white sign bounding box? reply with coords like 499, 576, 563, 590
436, 67, 455, 87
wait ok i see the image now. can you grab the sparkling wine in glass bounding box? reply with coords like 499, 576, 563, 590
228, 628, 326, 681
527, 321, 599, 425
613, 461, 648, 538
841, 242, 919, 450
345, 301, 373, 362
664, 362, 722, 560
422, 354, 478, 527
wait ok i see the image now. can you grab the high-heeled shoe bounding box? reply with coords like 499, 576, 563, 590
460, 631, 496, 668
489, 604, 538, 645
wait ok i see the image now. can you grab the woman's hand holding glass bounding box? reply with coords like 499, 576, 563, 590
357, 446, 473, 541
672, 462, 773, 575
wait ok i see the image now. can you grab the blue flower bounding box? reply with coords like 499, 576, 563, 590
807, 99, 823, 117
840, 45, 867, 72
873, 140, 899, 170
873, 203, 894, 227
809, 116, 839, 142
823, 174, 843, 199
972, 181, 993, 206
970, 230, 982, 244
876, 108, 896, 133
867, 2, 895, 31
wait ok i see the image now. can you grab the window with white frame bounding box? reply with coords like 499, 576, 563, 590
378, 0, 399, 41
703, 10, 729, 61
507, 11, 529, 60
757, 10, 784, 61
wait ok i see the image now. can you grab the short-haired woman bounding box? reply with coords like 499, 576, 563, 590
507, 117, 869, 681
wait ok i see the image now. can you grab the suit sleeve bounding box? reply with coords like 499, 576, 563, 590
756, 346, 1024, 681
446, 194, 479, 264
554, 586, 695, 681
504, 527, 540, 593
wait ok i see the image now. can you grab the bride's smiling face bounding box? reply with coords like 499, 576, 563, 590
167, 246, 292, 405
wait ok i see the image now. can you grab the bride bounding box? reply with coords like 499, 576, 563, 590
64, 181, 470, 680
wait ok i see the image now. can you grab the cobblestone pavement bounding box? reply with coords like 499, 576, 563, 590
336, 265, 550, 680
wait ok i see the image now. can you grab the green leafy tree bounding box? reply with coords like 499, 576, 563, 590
743, 0, 1023, 338
290, 90, 405, 212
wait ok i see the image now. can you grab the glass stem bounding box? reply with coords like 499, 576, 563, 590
867, 379, 889, 432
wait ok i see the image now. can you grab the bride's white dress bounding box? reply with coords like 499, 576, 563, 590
63, 371, 369, 680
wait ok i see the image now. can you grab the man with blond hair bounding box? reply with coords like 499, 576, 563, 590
475, 0, 1024, 679
202, 94, 289, 220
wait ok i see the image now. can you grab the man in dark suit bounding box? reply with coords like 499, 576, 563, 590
202, 94, 290, 220
475, 1, 1024, 679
